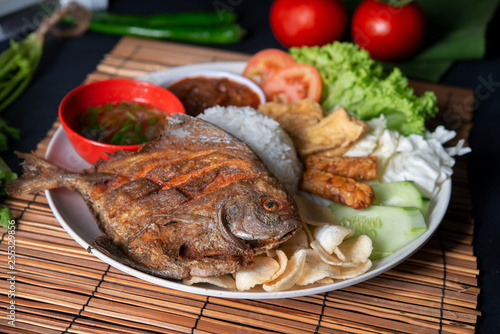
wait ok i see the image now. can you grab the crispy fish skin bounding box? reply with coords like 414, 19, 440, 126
300, 168, 374, 210
7, 114, 302, 280
304, 155, 378, 181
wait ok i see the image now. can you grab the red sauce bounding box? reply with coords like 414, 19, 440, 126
167, 76, 261, 116
78, 101, 166, 145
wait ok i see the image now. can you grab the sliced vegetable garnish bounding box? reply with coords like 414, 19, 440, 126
242, 48, 297, 85
261, 63, 322, 103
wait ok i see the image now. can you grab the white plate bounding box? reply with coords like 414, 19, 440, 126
45, 62, 451, 299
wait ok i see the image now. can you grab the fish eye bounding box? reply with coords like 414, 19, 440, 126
228, 204, 239, 217
261, 198, 278, 211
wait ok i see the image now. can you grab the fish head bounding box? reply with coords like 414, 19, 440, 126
221, 178, 302, 252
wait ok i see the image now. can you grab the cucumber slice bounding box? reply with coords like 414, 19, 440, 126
329, 202, 428, 260
371, 181, 431, 216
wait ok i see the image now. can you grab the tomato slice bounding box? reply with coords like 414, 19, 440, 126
242, 49, 297, 86
261, 64, 322, 103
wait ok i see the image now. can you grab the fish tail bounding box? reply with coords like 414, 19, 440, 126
6, 152, 75, 195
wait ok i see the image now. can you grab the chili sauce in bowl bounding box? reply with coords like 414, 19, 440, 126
59, 78, 185, 164
160, 70, 266, 117
78, 101, 167, 146
168, 75, 262, 116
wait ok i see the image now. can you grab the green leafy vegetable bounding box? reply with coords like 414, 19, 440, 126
0, 117, 20, 151
78, 101, 167, 145
0, 156, 17, 228
0, 156, 17, 198
0, 33, 43, 112
290, 42, 438, 136
0, 207, 14, 229
0, 3, 89, 227
0, 3, 89, 112
0, 108, 18, 229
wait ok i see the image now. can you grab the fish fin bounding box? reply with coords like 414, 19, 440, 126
92, 235, 157, 274
92, 235, 186, 281
92, 235, 135, 265
6, 152, 76, 195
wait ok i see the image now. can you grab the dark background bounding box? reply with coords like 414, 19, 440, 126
1, 1, 499, 332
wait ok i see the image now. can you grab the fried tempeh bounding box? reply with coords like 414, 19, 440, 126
304, 155, 378, 181
300, 168, 374, 210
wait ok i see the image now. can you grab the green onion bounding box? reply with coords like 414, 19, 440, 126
79, 101, 167, 145
134, 123, 142, 135
0, 33, 43, 112
138, 135, 148, 143
0, 2, 90, 112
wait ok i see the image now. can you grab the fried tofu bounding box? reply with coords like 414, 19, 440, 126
296, 107, 368, 157
259, 101, 368, 158
258, 99, 323, 137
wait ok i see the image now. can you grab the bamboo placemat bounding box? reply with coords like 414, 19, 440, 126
0, 36, 479, 333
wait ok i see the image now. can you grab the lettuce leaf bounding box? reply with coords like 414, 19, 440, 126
290, 42, 438, 136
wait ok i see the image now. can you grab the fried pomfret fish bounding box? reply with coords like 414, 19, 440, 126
7, 113, 301, 280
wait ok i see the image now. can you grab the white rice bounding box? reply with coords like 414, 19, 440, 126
198, 106, 302, 194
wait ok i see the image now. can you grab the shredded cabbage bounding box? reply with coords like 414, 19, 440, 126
345, 115, 471, 197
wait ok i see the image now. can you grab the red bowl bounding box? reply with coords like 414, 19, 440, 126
59, 78, 185, 164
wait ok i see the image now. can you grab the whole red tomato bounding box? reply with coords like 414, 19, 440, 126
351, 0, 426, 61
270, 0, 348, 48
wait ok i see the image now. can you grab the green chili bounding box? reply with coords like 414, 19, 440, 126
91, 10, 237, 27
62, 10, 245, 44
88, 21, 245, 44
